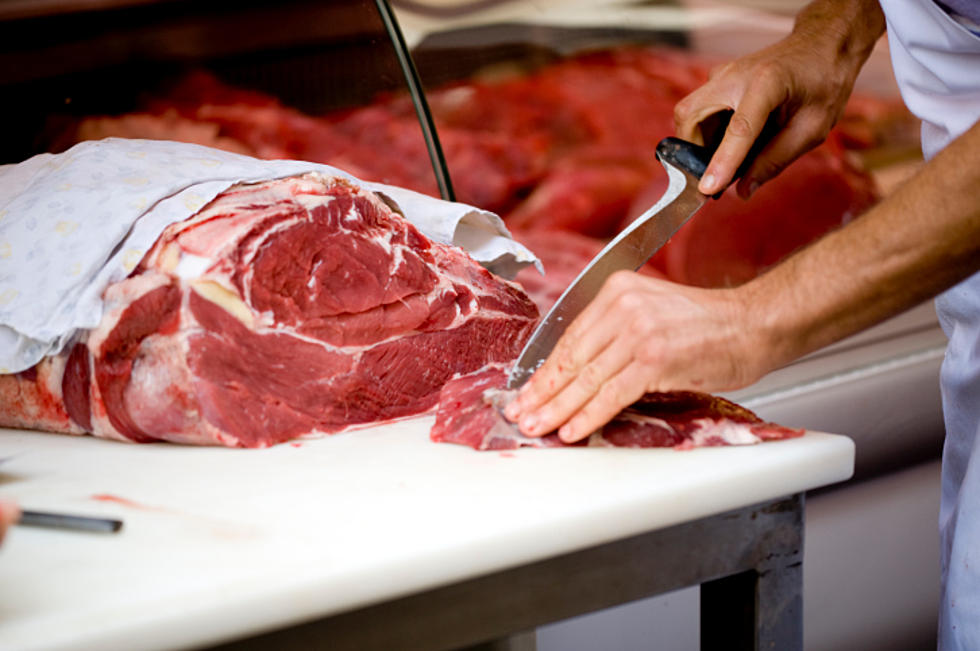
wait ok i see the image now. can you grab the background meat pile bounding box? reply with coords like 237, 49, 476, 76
53, 46, 917, 311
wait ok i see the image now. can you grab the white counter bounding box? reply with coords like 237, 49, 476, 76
0, 419, 853, 650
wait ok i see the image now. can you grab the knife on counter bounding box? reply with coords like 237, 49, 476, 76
0, 458, 123, 533
506, 111, 759, 390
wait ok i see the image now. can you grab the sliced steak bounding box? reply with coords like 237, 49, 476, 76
431, 367, 804, 451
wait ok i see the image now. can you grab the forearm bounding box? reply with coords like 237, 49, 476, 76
745, 118, 980, 368
792, 0, 885, 70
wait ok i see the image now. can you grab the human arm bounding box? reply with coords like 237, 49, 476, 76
504, 118, 980, 442
674, 0, 885, 197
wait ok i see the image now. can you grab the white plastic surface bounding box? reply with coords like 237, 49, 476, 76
0, 420, 852, 651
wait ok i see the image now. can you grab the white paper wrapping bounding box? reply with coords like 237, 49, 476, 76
0, 138, 540, 373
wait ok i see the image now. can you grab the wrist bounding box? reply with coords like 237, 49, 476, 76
714, 284, 785, 387
792, 0, 886, 71
730, 271, 807, 378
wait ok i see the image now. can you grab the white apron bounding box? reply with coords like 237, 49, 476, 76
880, 2, 980, 649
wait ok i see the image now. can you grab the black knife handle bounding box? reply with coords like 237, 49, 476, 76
655, 137, 714, 181
656, 108, 732, 183
656, 109, 779, 196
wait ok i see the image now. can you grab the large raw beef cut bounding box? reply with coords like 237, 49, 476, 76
431, 368, 803, 451
0, 174, 539, 447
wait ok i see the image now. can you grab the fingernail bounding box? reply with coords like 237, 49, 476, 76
519, 414, 538, 435
558, 424, 574, 442
747, 180, 759, 197
504, 401, 520, 420
700, 173, 716, 194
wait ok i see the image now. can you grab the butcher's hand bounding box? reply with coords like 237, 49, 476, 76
504, 272, 776, 443
675, 0, 885, 198
0, 500, 19, 545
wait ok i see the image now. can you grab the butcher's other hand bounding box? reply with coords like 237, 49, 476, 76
674, 0, 883, 198
503, 271, 771, 443
0, 500, 20, 545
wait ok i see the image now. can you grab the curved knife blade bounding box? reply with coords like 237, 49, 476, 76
506, 137, 712, 389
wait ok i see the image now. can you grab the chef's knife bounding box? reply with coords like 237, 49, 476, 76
506, 135, 721, 390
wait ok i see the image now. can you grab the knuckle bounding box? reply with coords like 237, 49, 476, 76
793, 115, 831, 151
576, 362, 604, 394
726, 112, 757, 139
634, 343, 663, 370
807, 121, 833, 148
626, 315, 652, 338
708, 61, 733, 80
673, 96, 692, 122
562, 318, 585, 342
754, 61, 784, 87
753, 160, 784, 184
611, 291, 643, 316
605, 269, 635, 293
598, 374, 632, 405
554, 342, 579, 371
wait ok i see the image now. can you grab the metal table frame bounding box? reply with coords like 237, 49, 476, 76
214, 493, 804, 651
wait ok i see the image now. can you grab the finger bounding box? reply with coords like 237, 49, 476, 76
673, 60, 740, 142
735, 108, 829, 198
516, 333, 635, 437
507, 306, 605, 414
508, 272, 640, 419
557, 361, 652, 443
507, 302, 615, 422
674, 93, 731, 145
699, 80, 786, 195
0, 501, 19, 543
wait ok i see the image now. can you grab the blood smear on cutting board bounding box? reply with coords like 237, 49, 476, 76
90, 493, 166, 511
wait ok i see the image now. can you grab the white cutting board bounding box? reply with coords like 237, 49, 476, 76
0, 419, 853, 651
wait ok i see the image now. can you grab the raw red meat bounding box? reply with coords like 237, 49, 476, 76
505, 149, 661, 238
0, 174, 538, 447
430, 367, 804, 450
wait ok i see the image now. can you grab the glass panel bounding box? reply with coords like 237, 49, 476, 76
0, 0, 452, 199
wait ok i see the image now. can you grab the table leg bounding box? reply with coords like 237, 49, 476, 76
701, 496, 804, 651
